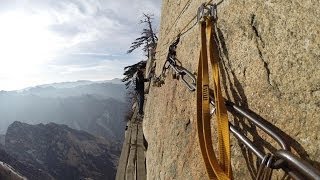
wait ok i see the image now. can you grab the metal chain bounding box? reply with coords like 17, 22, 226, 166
256, 154, 274, 180
152, 35, 196, 91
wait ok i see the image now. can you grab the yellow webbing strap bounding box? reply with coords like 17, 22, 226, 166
196, 17, 232, 180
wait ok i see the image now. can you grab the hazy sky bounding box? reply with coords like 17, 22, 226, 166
0, 0, 161, 90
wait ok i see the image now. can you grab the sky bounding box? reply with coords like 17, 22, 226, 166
0, 0, 161, 90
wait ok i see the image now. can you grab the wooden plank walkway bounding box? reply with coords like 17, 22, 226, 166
115, 120, 132, 180
116, 109, 146, 180
136, 123, 146, 180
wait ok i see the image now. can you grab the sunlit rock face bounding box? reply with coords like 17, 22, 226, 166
144, 0, 320, 179
5, 121, 120, 180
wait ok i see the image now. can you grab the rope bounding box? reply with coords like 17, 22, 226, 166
156, 17, 198, 59
156, 0, 215, 58
163, 0, 193, 39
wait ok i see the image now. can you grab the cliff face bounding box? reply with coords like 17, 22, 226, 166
144, 0, 320, 179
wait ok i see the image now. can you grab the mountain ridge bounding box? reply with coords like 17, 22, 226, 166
19, 78, 123, 91
5, 121, 119, 180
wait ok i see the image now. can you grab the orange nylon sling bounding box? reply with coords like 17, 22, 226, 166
196, 16, 232, 180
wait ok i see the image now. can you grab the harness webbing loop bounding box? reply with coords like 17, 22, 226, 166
196, 15, 232, 180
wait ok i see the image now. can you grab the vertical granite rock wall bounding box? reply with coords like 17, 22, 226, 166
144, 0, 320, 179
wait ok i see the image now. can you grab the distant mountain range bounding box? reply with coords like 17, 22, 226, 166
0, 79, 128, 142
2, 121, 119, 180
15, 78, 126, 101
21, 78, 123, 90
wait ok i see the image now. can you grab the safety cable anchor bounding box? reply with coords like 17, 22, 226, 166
197, 3, 218, 22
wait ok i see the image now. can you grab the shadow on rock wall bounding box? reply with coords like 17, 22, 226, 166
217, 26, 320, 179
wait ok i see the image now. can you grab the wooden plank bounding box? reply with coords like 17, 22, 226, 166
126, 123, 138, 180
136, 123, 146, 180
115, 121, 132, 180
116, 107, 147, 180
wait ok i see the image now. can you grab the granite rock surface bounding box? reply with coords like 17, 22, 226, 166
144, 0, 320, 179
